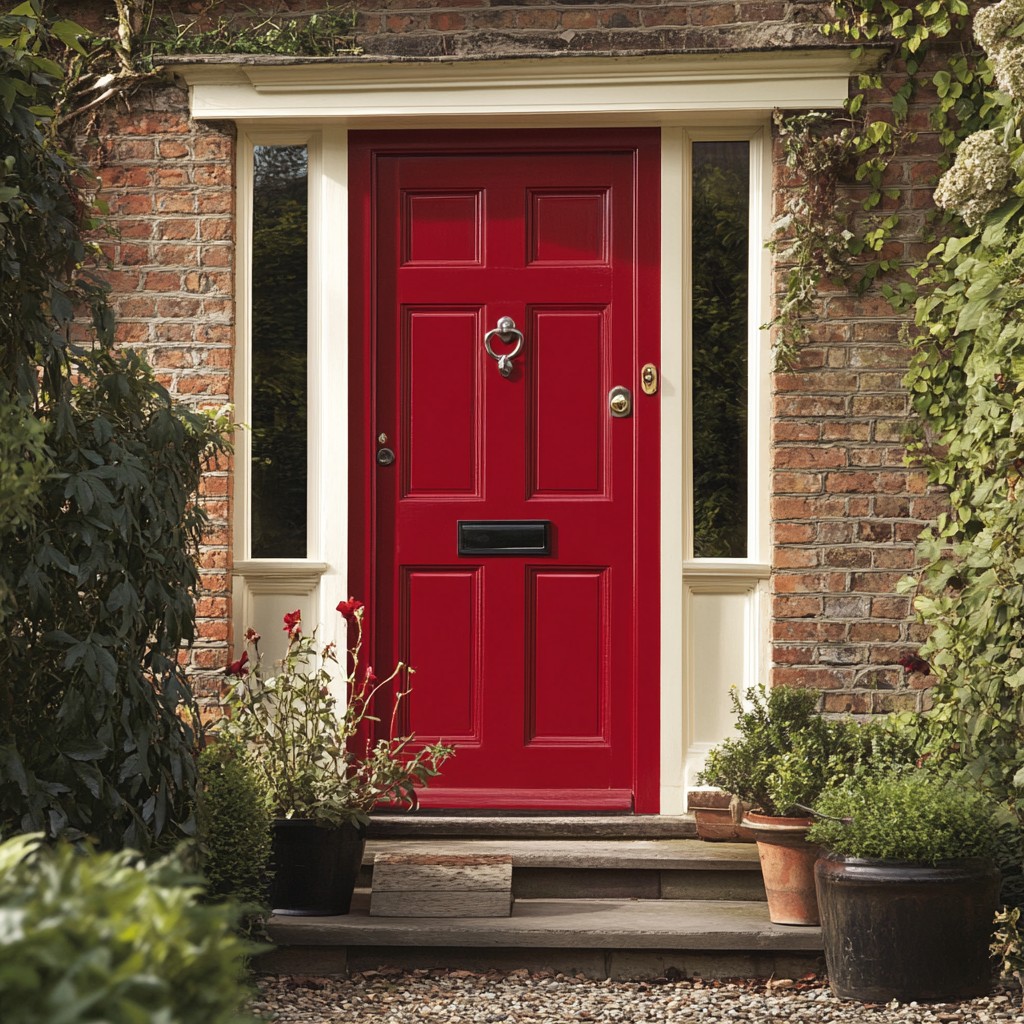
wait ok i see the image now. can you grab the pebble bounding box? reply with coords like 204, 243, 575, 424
251, 970, 1024, 1023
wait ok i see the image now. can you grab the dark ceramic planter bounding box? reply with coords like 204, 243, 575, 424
815, 853, 1000, 1002
743, 812, 820, 925
270, 818, 366, 916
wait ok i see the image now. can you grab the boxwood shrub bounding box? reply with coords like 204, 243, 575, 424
809, 770, 1001, 865
0, 834, 258, 1023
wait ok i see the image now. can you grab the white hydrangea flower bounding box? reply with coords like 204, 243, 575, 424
975, 0, 1024, 97
991, 46, 1024, 97
974, 0, 1024, 51
933, 129, 1013, 226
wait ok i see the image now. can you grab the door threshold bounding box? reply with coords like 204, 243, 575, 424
366, 814, 697, 840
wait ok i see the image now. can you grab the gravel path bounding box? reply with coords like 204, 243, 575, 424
253, 970, 1024, 1023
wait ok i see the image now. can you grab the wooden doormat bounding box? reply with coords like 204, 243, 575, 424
369, 853, 514, 918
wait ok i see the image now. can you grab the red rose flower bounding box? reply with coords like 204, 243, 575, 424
336, 597, 364, 621
283, 609, 302, 636
897, 654, 930, 675
225, 651, 249, 676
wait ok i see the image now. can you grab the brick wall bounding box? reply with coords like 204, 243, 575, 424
769, 54, 953, 715
71, 1, 944, 715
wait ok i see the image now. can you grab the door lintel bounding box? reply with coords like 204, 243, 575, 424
172, 49, 876, 123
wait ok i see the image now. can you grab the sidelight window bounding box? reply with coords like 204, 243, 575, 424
690, 140, 750, 560
250, 144, 309, 559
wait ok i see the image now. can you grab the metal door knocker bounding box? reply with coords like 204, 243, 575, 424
483, 316, 524, 377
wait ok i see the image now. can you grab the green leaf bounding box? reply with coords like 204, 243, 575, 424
50, 18, 89, 55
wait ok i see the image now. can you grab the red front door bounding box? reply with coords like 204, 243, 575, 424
350, 130, 660, 811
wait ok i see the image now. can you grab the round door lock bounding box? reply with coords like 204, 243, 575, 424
608, 386, 632, 417
376, 447, 396, 466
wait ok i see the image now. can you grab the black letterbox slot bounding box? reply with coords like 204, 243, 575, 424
458, 520, 551, 556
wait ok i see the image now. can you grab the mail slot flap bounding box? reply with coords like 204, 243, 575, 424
458, 520, 551, 556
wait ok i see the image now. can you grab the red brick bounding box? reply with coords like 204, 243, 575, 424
825, 471, 878, 493
822, 692, 872, 714
871, 596, 911, 619
774, 523, 815, 543
773, 595, 824, 618
773, 667, 849, 689
774, 447, 847, 469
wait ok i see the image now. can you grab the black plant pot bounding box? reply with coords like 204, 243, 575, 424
270, 818, 366, 916
815, 853, 1000, 1003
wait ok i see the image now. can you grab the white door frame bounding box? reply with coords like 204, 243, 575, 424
176, 49, 868, 812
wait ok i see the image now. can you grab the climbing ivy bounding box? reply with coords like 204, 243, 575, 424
772, 0, 1024, 828
899, 81, 1024, 817
769, 0, 985, 365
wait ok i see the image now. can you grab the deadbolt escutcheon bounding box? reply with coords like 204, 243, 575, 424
609, 386, 632, 417
641, 363, 659, 395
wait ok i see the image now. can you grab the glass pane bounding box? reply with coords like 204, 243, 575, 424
692, 141, 749, 559
251, 145, 308, 558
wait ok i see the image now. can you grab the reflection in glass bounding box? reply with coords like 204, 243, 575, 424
692, 141, 749, 558
251, 145, 307, 558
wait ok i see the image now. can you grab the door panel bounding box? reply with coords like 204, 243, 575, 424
350, 130, 660, 810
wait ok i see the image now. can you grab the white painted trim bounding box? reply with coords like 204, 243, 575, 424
659, 127, 686, 816
211, 49, 860, 812
174, 51, 873, 122
315, 126, 350, 651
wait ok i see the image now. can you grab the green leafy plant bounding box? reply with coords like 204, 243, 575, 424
808, 769, 1001, 864
217, 602, 454, 827
0, 833, 258, 1024
893, 0, 1024, 831
697, 686, 917, 817
769, 0, 984, 365
0, 2, 229, 851
197, 738, 273, 936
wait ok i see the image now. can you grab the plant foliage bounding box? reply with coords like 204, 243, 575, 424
808, 769, 1001, 864
0, 1, 228, 850
197, 738, 272, 936
0, 833, 258, 1024
217, 604, 454, 827
897, 0, 1024, 827
696, 685, 917, 816
769, 0, 985, 365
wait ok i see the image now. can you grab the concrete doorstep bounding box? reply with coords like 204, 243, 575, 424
262, 893, 823, 980
259, 834, 820, 980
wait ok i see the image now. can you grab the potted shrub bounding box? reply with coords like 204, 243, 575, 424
696, 686, 914, 925
810, 769, 1001, 1002
217, 600, 454, 916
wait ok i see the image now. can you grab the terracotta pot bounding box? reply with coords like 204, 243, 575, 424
743, 812, 820, 925
693, 807, 757, 843
816, 853, 1000, 1002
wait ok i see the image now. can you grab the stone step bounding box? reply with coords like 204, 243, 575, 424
367, 814, 698, 840
263, 893, 821, 980
360, 838, 766, 902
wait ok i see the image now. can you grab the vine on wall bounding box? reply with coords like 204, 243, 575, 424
769, 0, 984, 367
898, 0, 1024, 821
779, 0, 1024, 824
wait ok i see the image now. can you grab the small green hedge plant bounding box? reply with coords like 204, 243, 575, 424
0, 834, 258, 1024
808, 770, 1001, 864
696, 685, 917, 817
198, 738, 273, 936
